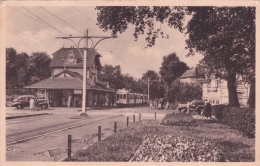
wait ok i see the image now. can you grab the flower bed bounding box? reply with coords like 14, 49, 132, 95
160, 113, 199, 126
131, 134, 226, 162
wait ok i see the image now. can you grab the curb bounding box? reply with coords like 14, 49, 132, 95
6, 113, 52, 120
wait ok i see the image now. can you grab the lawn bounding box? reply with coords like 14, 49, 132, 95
64, 113, 255, 162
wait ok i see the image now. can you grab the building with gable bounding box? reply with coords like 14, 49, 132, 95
179, 64, 205, 85
179, 64, 249, 106
26, 47, 116, 107
202, 74, 250, 106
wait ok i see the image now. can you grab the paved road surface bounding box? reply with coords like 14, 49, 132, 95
6, 106, 171, 161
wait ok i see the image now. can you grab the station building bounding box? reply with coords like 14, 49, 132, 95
26, 47, 116, 107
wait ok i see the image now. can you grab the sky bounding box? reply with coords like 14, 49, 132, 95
5, 6, 204, 79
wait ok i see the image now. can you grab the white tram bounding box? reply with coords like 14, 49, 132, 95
116, 88, 148, 106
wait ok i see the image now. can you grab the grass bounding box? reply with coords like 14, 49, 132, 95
65, 114, 255, 162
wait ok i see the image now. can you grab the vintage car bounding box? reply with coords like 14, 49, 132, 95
11, 95, 49, 109
177, 100, 205, 113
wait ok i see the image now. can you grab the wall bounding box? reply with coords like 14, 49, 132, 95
180, 77, 204, 85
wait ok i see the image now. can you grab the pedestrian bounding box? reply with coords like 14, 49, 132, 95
150, 100, 153, 110
158, 99, 162, 110
187, 100, 191, 114
68, 95, 72, 108
205, 102, 212, 118
34, 97, 39, 111
30, 97, 35, 111
164, 101, 169, 110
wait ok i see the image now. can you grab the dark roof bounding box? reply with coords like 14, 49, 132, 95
50, 47, 101, 69
26, 70, 115, 92
54, 70, 83, 81
180, 65, 205, 79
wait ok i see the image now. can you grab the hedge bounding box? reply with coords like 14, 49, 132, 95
212, 105, 255, 138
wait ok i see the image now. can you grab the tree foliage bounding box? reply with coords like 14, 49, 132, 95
28, 52, 52, 85
167, 79, 202, 103
6, 48, 52, 89
185, 7, 255, 107
159, 52, 189, 87
99, 64, 124, 90
96, 6, 255, 108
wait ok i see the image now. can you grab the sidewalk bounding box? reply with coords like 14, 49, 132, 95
5, 106, 114, 119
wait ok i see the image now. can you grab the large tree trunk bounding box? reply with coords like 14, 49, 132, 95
247, 78, 255, 109
227, 73, 240, 107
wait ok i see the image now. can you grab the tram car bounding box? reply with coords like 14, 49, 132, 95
116, 88, 148, 106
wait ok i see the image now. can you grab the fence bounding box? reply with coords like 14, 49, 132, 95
66, 112, 158, 159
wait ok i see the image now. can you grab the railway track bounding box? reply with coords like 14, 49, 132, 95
6, 114, 122, 145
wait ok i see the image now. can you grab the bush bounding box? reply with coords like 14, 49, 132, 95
221, 107, 255, 138
212, 104, 226, 120
212, 105, 255, 138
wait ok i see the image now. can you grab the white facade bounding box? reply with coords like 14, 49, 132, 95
180, 77, 205, 85
202, 78, 250, 106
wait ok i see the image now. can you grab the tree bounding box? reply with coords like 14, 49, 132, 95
6, 48, 18, 89
167, 79, 202, 103
15, 52, 29, 88
28, 52, 51, 84
96, 6, 255, 108
140, 70, 160, 99
159, 52, 189, 88
99, 64, 124, 90
185, 7, 255, 107
122, 74, 135, 90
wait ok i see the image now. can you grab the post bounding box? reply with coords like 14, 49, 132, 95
155, 112, 156, 120
82, 29, 88, 114
148, 77, 150, 101
114, 122, 117, 133
68, 135, 72, 158
98, 126, 101, 141
127, 117, 129, 127
139, 113, 141, 121
133, 115, 135, 123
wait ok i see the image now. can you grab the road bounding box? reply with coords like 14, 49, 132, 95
6, 106, 171, 161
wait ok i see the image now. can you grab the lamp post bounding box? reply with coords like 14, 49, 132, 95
56, 30, 116, 114
140, 78, 158, 101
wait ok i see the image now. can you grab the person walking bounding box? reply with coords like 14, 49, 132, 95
68, 95, 72, 108
30, 97, 35, 111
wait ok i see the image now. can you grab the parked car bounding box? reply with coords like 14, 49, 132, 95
177, 103, 188, 112
189, 100, 205, 112
11, 95, 49, 109
177, 100, 206, 113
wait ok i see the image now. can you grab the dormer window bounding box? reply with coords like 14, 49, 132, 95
68, 55, 75, 64
67, 49, 76, 64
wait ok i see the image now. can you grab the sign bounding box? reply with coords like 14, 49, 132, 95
74, 90, 82, 94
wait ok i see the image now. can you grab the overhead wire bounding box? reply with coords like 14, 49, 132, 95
22, 6, 66, 35
7, 6, 45, 25
39, 6, 84, 35
73, 6, 136, 70
73, 6, 97, 25
6, 26, 61, 49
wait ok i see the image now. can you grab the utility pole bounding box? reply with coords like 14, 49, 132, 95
141, 78, 158, 101
56, 30, 115, 115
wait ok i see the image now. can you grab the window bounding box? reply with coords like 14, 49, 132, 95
38, 90, 46, 99
117, 94, 119, 101
123, 94, 126, 99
